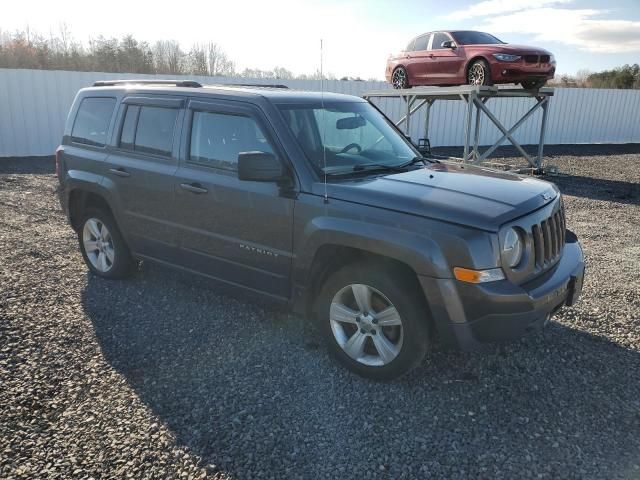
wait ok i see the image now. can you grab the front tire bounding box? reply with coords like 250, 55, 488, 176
315, 263, 430, 380
392, 67, 409, 89
467, 59, 492, 86
78, 208, 135, 279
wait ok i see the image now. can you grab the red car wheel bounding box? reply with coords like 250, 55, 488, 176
392, 67, 409, 89
467, 60, 493, 86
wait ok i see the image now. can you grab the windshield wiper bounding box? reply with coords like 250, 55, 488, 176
352, 163, 407, 172
398, 156, 439, 168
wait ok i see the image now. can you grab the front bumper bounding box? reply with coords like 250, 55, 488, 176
490, 62, 555, 83
419, 231, 584, 350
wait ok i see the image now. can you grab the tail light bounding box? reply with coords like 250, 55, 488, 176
55, 146, 63, 178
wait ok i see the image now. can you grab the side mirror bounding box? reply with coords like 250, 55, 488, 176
237, 151, 285, 182
441, 41, 456, 49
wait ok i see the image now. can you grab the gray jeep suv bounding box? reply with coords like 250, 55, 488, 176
57, 80, 584, 380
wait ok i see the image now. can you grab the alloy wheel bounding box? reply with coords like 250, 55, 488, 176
468, 63, 486, 85
82, 218, 115, 273
392, 68, 407, 89
329, 283, 404, 366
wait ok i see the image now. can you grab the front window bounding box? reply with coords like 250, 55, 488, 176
451, 31, 504, 45
278, 102, 417, 175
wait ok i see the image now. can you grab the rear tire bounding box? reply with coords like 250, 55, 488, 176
521, 79, 547, 90
315, 263, 430, 380
78, 208, 135, 279
392, 67, 410, 89
467, 59, 492, 86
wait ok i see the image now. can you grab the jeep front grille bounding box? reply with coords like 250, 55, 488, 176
531, 205, 566, 270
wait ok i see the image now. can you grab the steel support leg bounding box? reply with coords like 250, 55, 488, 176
462, 93, 474, 163
536, 96, 550, 169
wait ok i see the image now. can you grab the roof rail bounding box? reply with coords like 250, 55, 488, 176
220, 83, 289, 89
93, 79, 203, 88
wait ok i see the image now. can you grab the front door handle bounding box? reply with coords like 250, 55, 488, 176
180, 182, 208, 194
109, 167, 131, 178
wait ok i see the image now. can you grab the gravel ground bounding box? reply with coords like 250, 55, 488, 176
1, 147, 639, 479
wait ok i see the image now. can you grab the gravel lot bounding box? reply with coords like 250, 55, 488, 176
1, 147, 639, 479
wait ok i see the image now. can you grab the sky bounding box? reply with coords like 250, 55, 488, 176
2, 0, 640, 79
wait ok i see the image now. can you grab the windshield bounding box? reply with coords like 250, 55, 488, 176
452, 31, 504, 45
278, 102, 417, 175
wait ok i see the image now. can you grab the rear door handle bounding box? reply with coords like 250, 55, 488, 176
109, 167, 130, 178
180, 182, 208, 194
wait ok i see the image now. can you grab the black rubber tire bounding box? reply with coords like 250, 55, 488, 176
391, 66, 410, 89
521, 79, 547, 90
467, 59, 493, 86
315, 263, 430, 380
78, 208, 136, 279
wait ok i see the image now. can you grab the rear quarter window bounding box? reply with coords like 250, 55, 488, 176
71, 97, 116, 147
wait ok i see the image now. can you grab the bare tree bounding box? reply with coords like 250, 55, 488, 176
207, 43, 234, 76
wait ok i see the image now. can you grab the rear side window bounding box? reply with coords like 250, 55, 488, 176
71, 97, 116, 147
119, 105, 178, 157
189, 111, 275, 171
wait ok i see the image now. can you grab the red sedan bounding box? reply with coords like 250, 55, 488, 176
385, 30, 556, 89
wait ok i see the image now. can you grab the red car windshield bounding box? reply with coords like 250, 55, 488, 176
452, 31, 504, 45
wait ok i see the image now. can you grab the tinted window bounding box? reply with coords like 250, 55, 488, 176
189, 111, 275, 171
413, 35, 430, 51
432, 33, 451, 50
452, 31, 504, 45
71, 97, 116, 147
124, 106, 178, 157
405, 39, 415, 51
119, 105, 139, 150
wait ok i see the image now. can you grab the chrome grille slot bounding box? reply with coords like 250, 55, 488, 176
524, 55, 539, 64
531, 203, 566, 271
532, 224, 543, 268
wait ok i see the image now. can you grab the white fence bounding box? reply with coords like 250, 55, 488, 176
1, 68, 639, 157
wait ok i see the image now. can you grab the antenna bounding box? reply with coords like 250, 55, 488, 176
321, 39, 329, 204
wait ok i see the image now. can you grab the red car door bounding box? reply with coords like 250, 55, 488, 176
405, 34, 432, 85
428, 32, 466, 85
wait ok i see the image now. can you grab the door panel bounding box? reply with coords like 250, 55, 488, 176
405, 34, 432, 84
171, 99, 295, 298
102, 100, 183, 259
428, 33, 466, 84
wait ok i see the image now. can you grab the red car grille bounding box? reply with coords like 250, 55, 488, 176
523, 54, 550, 65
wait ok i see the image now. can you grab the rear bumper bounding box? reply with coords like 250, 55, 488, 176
419, 232, 584, 350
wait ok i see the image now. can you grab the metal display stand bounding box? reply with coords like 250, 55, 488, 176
363, 85, 554, 171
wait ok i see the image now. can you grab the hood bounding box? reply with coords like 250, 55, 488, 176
464, 44, 552, 55
320, 163, 559, 232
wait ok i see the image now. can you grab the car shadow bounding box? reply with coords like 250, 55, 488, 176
82, 264, 640, 479
432, 143, 640, 159
546, 173, 640, 206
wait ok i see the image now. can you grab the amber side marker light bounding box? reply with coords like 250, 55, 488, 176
453, 267, 505, 283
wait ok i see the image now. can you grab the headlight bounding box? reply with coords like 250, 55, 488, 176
493, 53, 521, 62
502, 228, 524, 268
549, 54, 556, 64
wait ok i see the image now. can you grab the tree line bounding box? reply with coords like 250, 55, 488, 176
548, 64, 640, 89
0, 28, 372, 80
